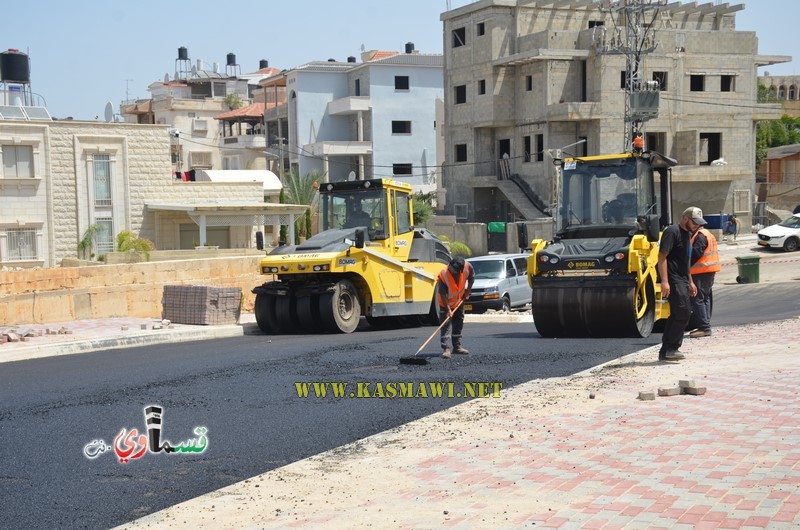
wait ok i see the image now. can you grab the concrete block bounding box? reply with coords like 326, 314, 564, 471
658, 387, 681, 397
678, 380, 696, 389
683, 386, 707, 396
638, 391, 656, 401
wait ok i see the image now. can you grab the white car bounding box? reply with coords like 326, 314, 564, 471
757, 214, 800, 252
464, 254, 531, 313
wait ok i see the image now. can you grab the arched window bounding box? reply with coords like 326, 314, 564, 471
778, 85, 786, 99
768, 85, 778, 98
789, 85, 797, 100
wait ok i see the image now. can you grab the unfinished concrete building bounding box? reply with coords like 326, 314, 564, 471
440, 0, 790, 228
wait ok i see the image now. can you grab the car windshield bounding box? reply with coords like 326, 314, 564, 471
778, 215, 800, 229
469, 260, 504, 279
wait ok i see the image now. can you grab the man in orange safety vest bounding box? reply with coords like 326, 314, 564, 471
687, 225, 721, 338
436, 256, 475, 359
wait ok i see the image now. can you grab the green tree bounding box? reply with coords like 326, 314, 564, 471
412, 191, 435, 227
278, 188, 288, 244
284, 169, 321, 242
77, 223, 101, 260
223, 93, 243, 110
756, 114, 800, 167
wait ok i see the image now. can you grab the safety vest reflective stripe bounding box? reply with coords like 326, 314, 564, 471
691, 227, 721, 274
437, 263, 471, 309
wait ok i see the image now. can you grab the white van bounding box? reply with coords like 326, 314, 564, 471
464, 253, 531, 313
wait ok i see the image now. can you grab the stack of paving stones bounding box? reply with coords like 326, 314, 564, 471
161, 285, 241, 326
1, 327, 46, 345
639, 379, 706, 400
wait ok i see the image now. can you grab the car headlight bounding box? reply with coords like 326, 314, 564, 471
483, 286, 498, 294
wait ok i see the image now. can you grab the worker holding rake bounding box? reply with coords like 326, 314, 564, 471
437, 256, 475, 359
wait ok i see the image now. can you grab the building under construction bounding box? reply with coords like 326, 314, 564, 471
440, 0, 791, 229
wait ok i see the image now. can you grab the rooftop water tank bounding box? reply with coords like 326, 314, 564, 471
259, 59, 269, 69
178, 46, 189, 60
1, 49, 30, 83
227, 53, 236, 66
405, 42, 415, 54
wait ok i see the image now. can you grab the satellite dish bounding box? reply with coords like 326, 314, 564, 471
191, 65, 197, 75
360, 44, 365, 52
103, 101, 114, 123
164, 73, 170, 82
348, 171, 356, 181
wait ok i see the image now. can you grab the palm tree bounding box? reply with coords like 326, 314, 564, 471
284, 169, 322, 241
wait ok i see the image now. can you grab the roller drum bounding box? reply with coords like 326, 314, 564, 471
532, 276, 653, 338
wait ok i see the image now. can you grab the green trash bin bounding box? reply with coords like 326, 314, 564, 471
735, 255, 760, 284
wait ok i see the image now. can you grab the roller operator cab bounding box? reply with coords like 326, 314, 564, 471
526, 152, 676, 338
254, 179, 450, 334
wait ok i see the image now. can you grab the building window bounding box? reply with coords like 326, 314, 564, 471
588, 20, 604, 28
455, 143, 467, 162
535, 134, 544, 162
192, 119, 208, 132
2, 145, 33, 178
778, 86, 786, 99
477, 22, 485, 36
690, 75, 705, 92
524, 136, 531, 162
578, 136, 588, 157
355, 79, 361, 96
189, 151, 212, 169
721, 75, 735, 92
5, 228, 38, 261
93, 154, 112, 207
392, 121, 412, 134
621, 71, 629, 90
526, 75, 533, 91
646, 132, 666, 154
95, 218, 114, 256
652, 71, 668, 91
395, 76, 409, 90
393, 163, 413, 176
478, 79, 486, 95
454, 85, 467, 104
452, 27, 466, 48
790, 85, 797, 100
699, 132, 721, 165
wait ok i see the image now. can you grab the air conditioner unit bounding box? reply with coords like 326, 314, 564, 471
192, 119, 208, 132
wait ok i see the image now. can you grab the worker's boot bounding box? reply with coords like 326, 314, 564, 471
454, 345, 470, 355
441, 347, 452, 359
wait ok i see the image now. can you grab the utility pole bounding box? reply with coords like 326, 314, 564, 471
599, 0, 663, 151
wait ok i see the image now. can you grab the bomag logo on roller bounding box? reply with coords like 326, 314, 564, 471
337, 257, 357, 266
567, 260, 598, 269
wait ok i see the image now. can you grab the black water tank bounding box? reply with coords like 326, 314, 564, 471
1, 49, 30, 83
259, 59, 269, 69
347, 56, 356, 63
178, 46, 189, 60
227, 53, 236, 66
328, 58, 336, 62
405, 42, 415, 54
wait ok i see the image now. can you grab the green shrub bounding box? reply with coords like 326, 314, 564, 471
449, 241, 472, 258
116, 230, 155, 260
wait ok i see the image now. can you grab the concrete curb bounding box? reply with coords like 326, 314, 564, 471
1, 325, 244, 364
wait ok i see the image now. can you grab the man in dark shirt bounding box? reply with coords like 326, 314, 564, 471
656, 207, 705, 361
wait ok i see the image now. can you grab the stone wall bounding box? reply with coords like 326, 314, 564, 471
0, 256, 266, 326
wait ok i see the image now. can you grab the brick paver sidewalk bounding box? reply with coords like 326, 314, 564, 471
122, 318, 800, 529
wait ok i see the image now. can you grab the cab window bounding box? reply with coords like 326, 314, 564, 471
394, 192, 413, 234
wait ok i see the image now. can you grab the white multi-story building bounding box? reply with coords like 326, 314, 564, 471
440, 0, 790, 226
261, 45, 444, 195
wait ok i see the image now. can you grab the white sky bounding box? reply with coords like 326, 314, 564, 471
2, 0, 796, 120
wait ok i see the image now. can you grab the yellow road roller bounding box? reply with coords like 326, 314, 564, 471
526, 151, 676, 337
254, 179, 450, 334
